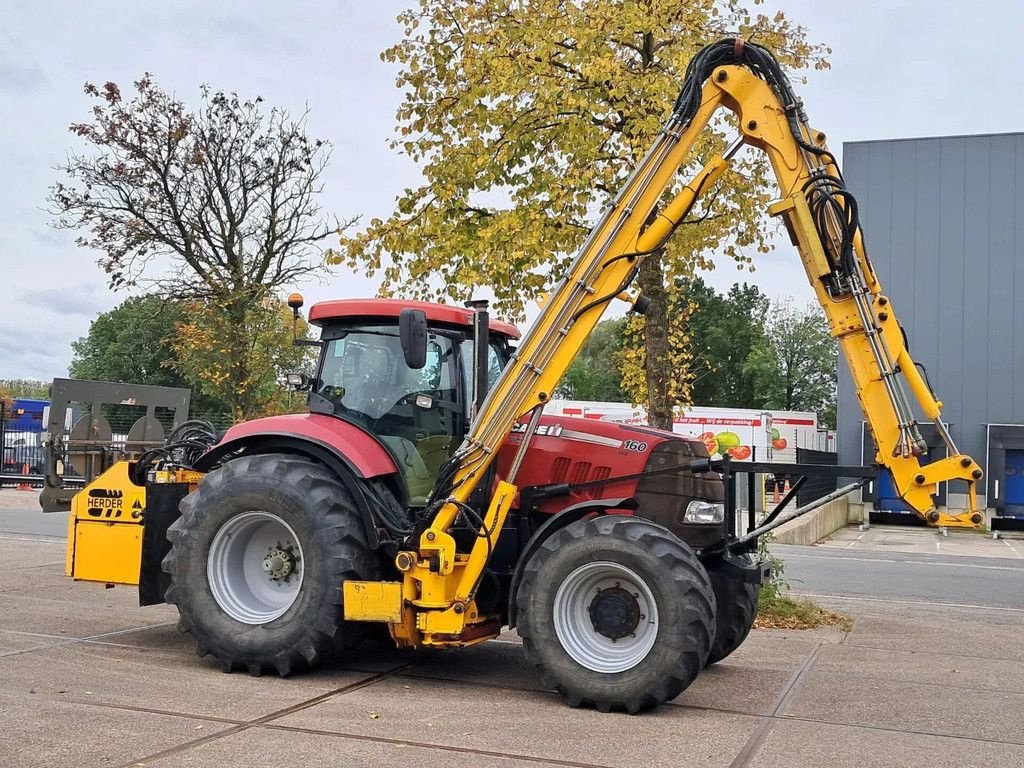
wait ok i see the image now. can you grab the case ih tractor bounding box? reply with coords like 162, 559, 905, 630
162, 297, 759, 700
60, 294, 761, 714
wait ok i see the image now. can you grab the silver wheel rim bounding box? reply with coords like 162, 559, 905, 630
207, 511, 304, 624
552, 561, 659, 673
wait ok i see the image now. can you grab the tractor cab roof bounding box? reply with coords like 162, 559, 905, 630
308, 298, 521, 340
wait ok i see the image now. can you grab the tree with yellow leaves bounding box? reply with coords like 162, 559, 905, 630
342, 0, 828, 428
170, 296, 316, 420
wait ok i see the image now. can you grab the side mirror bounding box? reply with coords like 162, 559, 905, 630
399, 308, 428, 369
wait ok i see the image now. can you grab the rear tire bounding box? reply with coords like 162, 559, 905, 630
163, 453, 380, 676
706, 554, 760, 665
516, 516, 716, 713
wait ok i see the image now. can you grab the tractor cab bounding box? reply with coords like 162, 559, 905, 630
304, 298, 520, 505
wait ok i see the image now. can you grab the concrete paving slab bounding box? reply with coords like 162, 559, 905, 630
0, 489, 43, 510
0, 534, 66, 569
0, 629, 69, 655
782, 669, 1024, 744
275, 675, 761, 768
146, 725, 570, 768
682, 663, 797, 716
399, 639, 543, 692
813, 642, 1024, 694
840, 600, 1024, 661
0, 640, 384, 722
0, 689, 231, 768
0, 590, 178, 637
707, 628, 842, 670
749, 718, 1024, 768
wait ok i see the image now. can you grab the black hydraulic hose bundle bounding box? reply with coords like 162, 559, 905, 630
674, 38, 867, 289
131, 420, 220, 485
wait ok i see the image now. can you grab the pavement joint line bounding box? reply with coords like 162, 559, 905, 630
397, 667, 788, 720
0, 628, 80, 641
769, 710, 1024, 748
34, 694, 246, 727
118, 662, 410, 768
0, 622, 178, 659
259, 721, 620, 768
0, 533, 64, 544
1003, 539, 1023, 558
726, 644, 822, 768
839, 640, 1024, 665
784, 552, 1024, 572
0, 639, 81, 658
796, 591, 1024, 613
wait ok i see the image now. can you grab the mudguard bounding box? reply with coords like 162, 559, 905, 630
194, 413, 400, 548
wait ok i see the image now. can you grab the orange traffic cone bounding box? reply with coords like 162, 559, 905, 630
771, 479, 781, 504
782, 477, 792, 498
16, 462, 32, 491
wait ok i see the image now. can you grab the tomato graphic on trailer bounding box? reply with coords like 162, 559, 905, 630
698, 431, 719, 455
727, 445, 752, 460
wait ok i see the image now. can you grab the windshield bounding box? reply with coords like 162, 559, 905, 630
316, 325, 460, 505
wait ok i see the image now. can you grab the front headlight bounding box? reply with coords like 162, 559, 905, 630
683, 500, 725, 524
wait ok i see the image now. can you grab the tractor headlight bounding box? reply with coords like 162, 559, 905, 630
682, 500, 725, 524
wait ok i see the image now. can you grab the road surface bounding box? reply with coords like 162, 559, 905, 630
777, 542, 1024, 610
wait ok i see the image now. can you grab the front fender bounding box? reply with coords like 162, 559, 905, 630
198, 413, 398, 479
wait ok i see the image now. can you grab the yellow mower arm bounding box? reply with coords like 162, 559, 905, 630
354, 38, 983, 647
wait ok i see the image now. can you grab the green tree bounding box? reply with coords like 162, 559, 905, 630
0, 380, 50, 399
745, 299, 837, 425
50, 75, 347, 419
681, 277, 770, 408
69, 295, 228, 415
557, 318, 627, 401
170, 296, 315, 420
342, 0, 827, 428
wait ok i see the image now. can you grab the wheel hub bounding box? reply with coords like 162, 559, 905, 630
588, 585, 642, 640
262, 546, 296, 581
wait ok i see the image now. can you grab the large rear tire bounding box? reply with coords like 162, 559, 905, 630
705, 554, 760, 665
516, 516, 716, 713
163, 453, 380, 676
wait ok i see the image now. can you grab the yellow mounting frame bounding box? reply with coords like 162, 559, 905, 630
344, 60, 983, 647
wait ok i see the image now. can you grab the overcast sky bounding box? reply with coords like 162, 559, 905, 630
2, 0, 1023, 381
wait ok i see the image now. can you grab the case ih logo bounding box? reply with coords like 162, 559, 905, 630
512, 422, 563, 437
87, 488, 124, 518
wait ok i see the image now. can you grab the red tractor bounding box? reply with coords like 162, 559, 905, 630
158, 297, 761, 700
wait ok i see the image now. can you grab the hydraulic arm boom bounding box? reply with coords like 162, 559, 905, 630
357, 39, 983, 647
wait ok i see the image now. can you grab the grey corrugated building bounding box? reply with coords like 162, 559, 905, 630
839, 132, 1024, 523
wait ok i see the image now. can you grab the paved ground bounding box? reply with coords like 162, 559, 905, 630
822, 524, 1024, 558
4, 494, 1024, 766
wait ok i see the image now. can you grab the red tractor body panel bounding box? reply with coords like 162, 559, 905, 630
495, 415, 723, 540
219, 413, 398, 478
497, 416, 659, 505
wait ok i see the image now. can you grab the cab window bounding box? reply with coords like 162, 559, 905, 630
316, 325, 460, 506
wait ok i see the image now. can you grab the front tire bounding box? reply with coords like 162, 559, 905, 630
163, 453, 379, 676
516, 516, 716, 713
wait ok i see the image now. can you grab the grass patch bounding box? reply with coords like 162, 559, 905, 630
752, 533, 853, 631
755, 584, 853, 631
